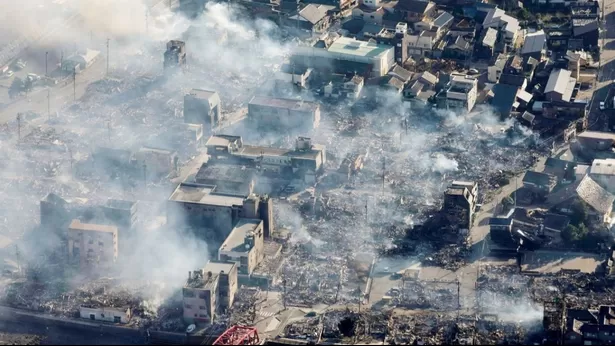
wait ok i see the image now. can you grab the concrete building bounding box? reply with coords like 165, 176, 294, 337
275, 64, 313, 88
68, 220, 118, 270
195, 163, 256, 196
363, 23, 410, 66
182, 261, 238, 325
443, 181, 478, 230
167, 183, 273, 243
205, 135, 327, 182
133, 147, 178, 179
218, 219, 265, 276
182, 269, 217, 324
545, 69, 576, 103
293, 36, 394, 77
248, 96, 321, 130
164, 40, 186, 69
437, 74, 478, 112
184, 89, 222, 132
577, 131, 615, 152
79, 305, 131, 324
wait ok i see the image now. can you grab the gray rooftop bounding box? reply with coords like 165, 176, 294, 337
521, 30, 546, 55
297, 4, 334, 24
481, 27, 498, 48
249, 96, 320, 112
576, 175, 615, 215
220, 218, 262, 253
203, 261, 236, 275
433, 11, 454, 28
196, 163, 255, 183
186, 88, 219, 100
169, 183, 245, 207
545, 69, 573, 96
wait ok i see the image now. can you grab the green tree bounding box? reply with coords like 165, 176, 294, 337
570, 201, 589, 226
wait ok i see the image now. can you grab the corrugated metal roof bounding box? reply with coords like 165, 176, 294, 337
521, 30, 546, 55
591, 159, 615, 176
545, 69, 572, 95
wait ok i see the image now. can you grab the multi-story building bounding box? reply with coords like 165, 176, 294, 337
442, 181, 478, 231
363, 23, 410, 66
67, 220, 118, 270
163, 40, 186, 70
184, 89, 222, 132
218, 219, 265, 276
205, 135, 327, 181
248, 96, 321, 130
437, 74, 478, 112
167, 183, 273, 243
182, 261, 238, 324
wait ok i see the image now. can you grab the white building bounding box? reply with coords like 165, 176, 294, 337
483, 8, 520, 45
80, 305, 131, 324
218, 218, 264, 276
441, 74, 478, 112
295, 36, 394, 77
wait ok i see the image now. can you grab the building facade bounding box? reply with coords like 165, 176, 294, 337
248, 96, 321, 130
68, 220, 118, 270
184, 89, 222, 132
79, 306, 131, 324
218, 219, 265, 276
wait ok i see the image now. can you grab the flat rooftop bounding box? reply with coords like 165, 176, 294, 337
203, 260, 236, 275
577, 131, 615, 140
186, 88, 218, 100
205, 135, 241, 147
238, 145, 323, 161
196, 163, 255, 183
326, 36, 392, 58
220, 218, 262, 253
249, 96, 320, 112
69, 219, 117, 234
169, 183, 245, 207
186, 272, 219, 289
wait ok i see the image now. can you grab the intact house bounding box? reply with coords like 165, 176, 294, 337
351, 5, 386, 25
394, 0, 436, 23
431, 11, 454, 40
286, 4, 335, 34
547, 175, 615, 225
482, 7, 520, 47
545, 69, 576, 103
382, 64, 413, 94
521, 30, 546, 61
407, 33, 434, 58
488, 53, 508, 83
564, 306, 615, 345
404, 71, 438, 102
572, 19, 599, 51
576, 131, 615, 156
443, 35, 472, 60
589, 159, 615, 194
436, 74, 478, 112
475, 27, 498, 60
522, 171, 557, 195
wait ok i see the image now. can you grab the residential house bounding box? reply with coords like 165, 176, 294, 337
490, 83, 518, 118
417, 71, 438, 87
503, 55, 524, 75
407, 33, 433, 58
388, 64, 413, 83
276, 64, 313, 88
545, 69, 576, 103
521, 30, 546, 61
394, 0, 436, 23
564, 306, 615, 345
476, 27, 498, 60
489, 216, 515, 247
541, 213, 570, 243
301, 0, 358, 16
572, 19, 599, 50
286, 4, 335, 34
544, 157, 576, 184
488, 53, 508, 83
548, 175, 615, 225
516, 90, 533, 109
352, 5, 386, 24
482, 7, 520, 46
590, 159, 615, 194
365, 23, 411, 65
499, 73, 527, 91
431, 11, 454, 40
443, 35, 472, 60
577, 131, 615, 152
437, 74, 478, 112
565, 50, 592, 80
382, 74, 406, 93
522, 171, 557, 195
449, 18, 476, 38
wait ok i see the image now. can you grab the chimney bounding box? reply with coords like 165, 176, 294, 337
188, 271, 192, 280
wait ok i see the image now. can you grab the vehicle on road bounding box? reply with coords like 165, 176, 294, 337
600, 101, 605, 110
13, 60, 26, 70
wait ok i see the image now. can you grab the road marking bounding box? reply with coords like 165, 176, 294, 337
259, 311, 275, 318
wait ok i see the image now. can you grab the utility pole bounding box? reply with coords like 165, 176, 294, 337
15, 245, 20, 274
47, 89, 50, 120
73, 66, 76, 101
282, 279, 287, 310
107, 122, 111, 142
106, 38, 110, 76
16, 113, 21, 143
382, 156, 386, 194
358, 284, 361, 313
68, 147, 73, 178
45, 51, 48, 76
457, 279, 461, 311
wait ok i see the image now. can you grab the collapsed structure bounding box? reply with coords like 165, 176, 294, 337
163, 40, 186, 70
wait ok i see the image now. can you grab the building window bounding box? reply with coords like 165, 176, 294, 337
114, 316, 121, 323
